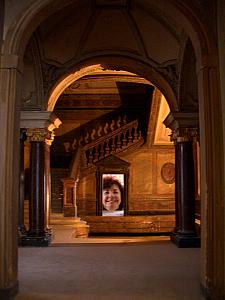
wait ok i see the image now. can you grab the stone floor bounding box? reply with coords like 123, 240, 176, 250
15, 226, 204, 300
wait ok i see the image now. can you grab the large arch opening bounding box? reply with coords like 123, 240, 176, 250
46, 63, 176, 237
1, 0, 224, 299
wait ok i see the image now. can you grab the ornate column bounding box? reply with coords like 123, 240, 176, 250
21, 128, 51, 246
20, 111, 62, 247
170, 127, 200, 247
164, 112, 200, 247
18, 129, 27, 242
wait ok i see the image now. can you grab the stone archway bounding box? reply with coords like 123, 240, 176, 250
1, 1, 224, 299
46, 56, 178, 112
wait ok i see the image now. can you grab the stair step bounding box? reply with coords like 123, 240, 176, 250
50, 213, 87, 225
83, 215, 175, 234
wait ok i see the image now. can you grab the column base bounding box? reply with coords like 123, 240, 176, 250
200, 283, 211, 300
0, 281, 18, 300
170, 232, 200, 248
20, 233, 52, 247
18, 225, 27, 235
18, 226, 27, 246
63, 206, 77, 217
45, 227, 53, 235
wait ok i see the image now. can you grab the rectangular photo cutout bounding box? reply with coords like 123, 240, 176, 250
102, 174, 124, 216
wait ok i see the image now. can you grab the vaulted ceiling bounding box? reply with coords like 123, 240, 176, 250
21, 0, 198, 143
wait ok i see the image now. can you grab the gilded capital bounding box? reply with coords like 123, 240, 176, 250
26, 128, 48, 142
170, 127, 199, 144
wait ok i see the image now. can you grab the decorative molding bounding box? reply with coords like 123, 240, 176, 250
157, 61, 179, 96
41, 61, 62, 96
163, 112, 199, 130
161, 162, 175, 184
20, 111, 62, 133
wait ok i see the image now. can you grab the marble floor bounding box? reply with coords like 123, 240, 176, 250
15, 226, 204, 300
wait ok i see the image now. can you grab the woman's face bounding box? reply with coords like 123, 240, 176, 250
102, 183, 121, 211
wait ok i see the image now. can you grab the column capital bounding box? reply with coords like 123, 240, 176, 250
170, 127, 199, 144
163, 112, 199, 144
20, 111, 61, 144
26, 128, 48, 142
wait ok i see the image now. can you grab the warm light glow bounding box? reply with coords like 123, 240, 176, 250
154, 95, 172, 145
48, 64, 104, 111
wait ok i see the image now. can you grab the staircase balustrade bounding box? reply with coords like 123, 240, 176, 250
54, 113, 129, 156
81, 119, 142, 167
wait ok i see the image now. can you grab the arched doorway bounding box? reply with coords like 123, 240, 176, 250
0, 1, 224, 299
47, 65, 176, 236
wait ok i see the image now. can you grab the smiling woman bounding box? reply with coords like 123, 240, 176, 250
102, 175, 124, 216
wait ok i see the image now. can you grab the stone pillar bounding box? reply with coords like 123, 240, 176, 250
0, 62, 20, 299
170, 127, 200, 247
18, 129, 27, 242
22, 128, 51, 246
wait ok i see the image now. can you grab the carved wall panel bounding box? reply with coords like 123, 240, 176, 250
129, 152, 153, 194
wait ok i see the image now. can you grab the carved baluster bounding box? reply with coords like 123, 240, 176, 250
116, 133, 122, 151
82, 150, 88, 167
117, 116, 121, 128
128, 127, 133, 144
94, 145, 99, 162
88, 147, 93, 165
99, 142, 105, 159
110, 120, 115, 131
138, 130, 142, 139
134, 123, 138, 141
105, 139, 110, 156
111, 136, 116, 153
122, 130, 127, 147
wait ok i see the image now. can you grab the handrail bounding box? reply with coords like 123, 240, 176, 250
82, 119, 139, 151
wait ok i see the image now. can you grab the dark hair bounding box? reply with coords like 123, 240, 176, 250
102, 176, 124, 210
